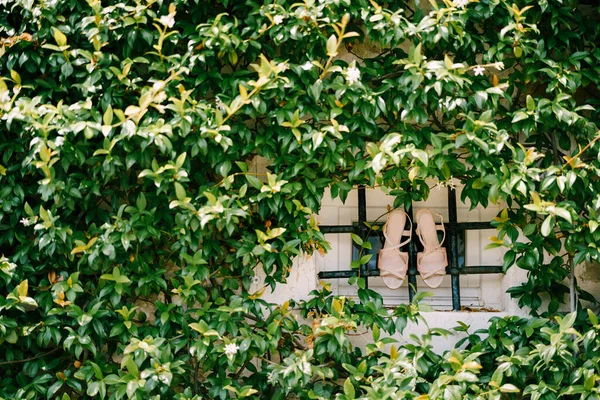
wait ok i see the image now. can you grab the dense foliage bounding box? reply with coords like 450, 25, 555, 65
1, 0, 600, 398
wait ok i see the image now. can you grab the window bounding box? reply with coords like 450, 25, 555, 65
317, 186, 505, 311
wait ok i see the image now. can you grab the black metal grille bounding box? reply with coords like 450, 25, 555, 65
317, 186, 503, 311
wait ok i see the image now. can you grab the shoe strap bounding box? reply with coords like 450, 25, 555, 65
419, 266, 447, 279
416, 209, 446, 256
380, 267, 407, 280
381, 209, 412, 251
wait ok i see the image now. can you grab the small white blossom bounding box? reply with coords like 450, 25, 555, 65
277, 62, 289, 72
473, 65, 486, 76
495, 61, 505, 71
273, 15, 284, 25
453, 0, 469, 8
215, 98, 226, 112
20, 218, 31, 226
0, 90, 10, 103
224, 343, 239, 358
301, 61, 313, 71
32, 7, 41, 17
345, 66, 361, 85
159, 13, 175, 28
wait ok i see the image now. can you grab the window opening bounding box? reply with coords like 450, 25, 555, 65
318, 186, 502, 311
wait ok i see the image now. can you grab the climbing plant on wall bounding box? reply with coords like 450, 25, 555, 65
1, 0, 600, 398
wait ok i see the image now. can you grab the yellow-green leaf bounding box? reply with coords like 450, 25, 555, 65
326, 35, 338, 57
10, 70, 20, 85
52, 27, 67, 47
17, 280, 28, 297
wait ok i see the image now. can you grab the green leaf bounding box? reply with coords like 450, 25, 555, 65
103, 106, 113, 126
343, 378, 355, 399
359, 254, 372, 265
52, 27, 67, 47
559, 312, 576, 332
499, 384, 520, 393
526, 95, 535, 111
174, 182, 186, 201
350, 234, 363, 246
541, 215, 554, 237
588, 309, 598, 326
553, 207, 571, 223
235, 161, 248, 173
10, 69, 21, 85
246, 174, 262, 189
326, 35, 338, 57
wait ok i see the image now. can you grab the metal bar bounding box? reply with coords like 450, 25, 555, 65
319, 270, 382, 279
459, 266, 503, 274
448, 188, 461, 311
358, 186, 368, 289
321, 222, 493, 234
321, 221, 492, 234
358, 187, 367, 227
406, 205, 418, 301
453, 222, 494, 230
320, 225, 357, 234
318, 265, 502, 279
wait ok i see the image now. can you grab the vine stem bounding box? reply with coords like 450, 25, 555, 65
560, 130, 600, 171
0, 346, 60, 366
569, 255, 577, 313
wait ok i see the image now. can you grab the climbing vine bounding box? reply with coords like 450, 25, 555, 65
1, 0, 600, 398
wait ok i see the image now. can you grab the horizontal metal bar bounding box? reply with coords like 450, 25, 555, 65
453, 222, 494, 230
318, 270, 381, 279
320, 222, 493, 234
460, 266, 503, 274
318, 265, 502, 279
320, 225, 358, 233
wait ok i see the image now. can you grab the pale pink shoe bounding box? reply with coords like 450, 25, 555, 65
416, 209, 448, 288
378, 209, 412, 289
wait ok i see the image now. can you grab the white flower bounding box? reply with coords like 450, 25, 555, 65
273, 15, 284, 25
453, 0, 469, 8
20, 218, 31, 226
277, 62, 289, 72
495, 61, 505, 71
159, 13, 175, 28
215, 98, 225, 112
0, 90, 10, 103
473, 66, 486, 76
345, 66, 361, 85
301, 61, 313, 71
224, 343, 239, 358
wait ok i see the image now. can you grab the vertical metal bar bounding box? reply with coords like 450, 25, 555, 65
358, 186, 368, 289
406, 204, 417, 301
448, 188, 461, 311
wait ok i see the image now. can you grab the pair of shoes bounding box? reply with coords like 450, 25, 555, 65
377, 208, 448, 289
